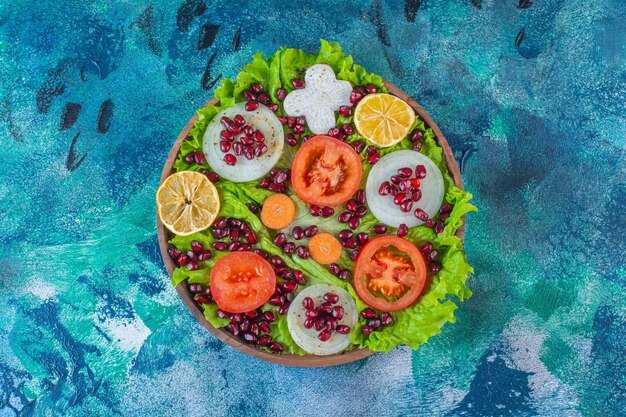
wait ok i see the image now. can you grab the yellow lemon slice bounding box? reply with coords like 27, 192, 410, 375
354, 93, 415, 147
157, 171, 220, 236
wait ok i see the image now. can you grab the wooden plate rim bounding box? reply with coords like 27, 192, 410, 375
156, 80, 465, 367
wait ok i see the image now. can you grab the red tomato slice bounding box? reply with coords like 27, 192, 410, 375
210, 252, 276, 313
291, 135, 363, 207
353, 236, 427, 312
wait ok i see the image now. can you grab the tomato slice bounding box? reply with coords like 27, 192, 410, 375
353, 236, 427, 311
291, 135, 362, 206
210, 252, 276, 313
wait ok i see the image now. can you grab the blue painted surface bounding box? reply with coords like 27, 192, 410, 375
1, 0, 625, 415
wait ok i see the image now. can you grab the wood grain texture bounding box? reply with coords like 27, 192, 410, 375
157, 81, 465, 367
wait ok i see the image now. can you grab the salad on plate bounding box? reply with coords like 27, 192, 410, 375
156, 40, 476, 356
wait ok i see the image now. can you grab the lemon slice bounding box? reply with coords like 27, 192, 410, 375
157, 171, 220, 236
354, 93, 415, 147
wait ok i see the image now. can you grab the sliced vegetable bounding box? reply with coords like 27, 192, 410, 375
308, 233, 342, 265
287, 284, 358, 355
157, 171, 220, 236
283, 64, 352, 134
354, 93, 415, 147
291, 135, 362, 206
365, 150, 444, 228
261, 194, 296, 229
203, 102, 284, 182
353, 236, 427, 312
210, 252, 276, 313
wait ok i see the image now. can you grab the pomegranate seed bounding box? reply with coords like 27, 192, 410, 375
269, 343, 284, 352
188, 283, 202, 293
320, 302, 333, 314
397, 223, 408, 237
279, 302, 290, 315
425, 219, 436, 228
292, 226, 304, 240
349, 249, 360, 261
361, 308, 376, 319
251, 83, 264, 93
414, 208, 429, 221
411, 130, 423, 143
440, 203, 453, 214
373, 224, 387, 234
361, 325, 374, 336
246, 310, 258, 319
276, 88, 286, 101
350, 87, 364, 104
338, 212, 352, 223
293, 270, 306, 285
241, 222, 251, 232
226, 323, 239, 335
331, 306, 344, 319
369, 319, 382, 329
324, 293, 339, 304
302, 297, 314, 310
219, 140, 231, 153
168, 246, 182, 259
321, 207, 334, 217
197, 251, 212, 261
328, 263, 341, 275
274, 233, 286, 247
293, 124, 305, 134
357, 232, 369, 246
269, 295, 284, 306
338, 229, 353, 241
346, 199, 358, 212
441, 212, 450, 221
365, 84, 377, 94
326, 318, 338, 331
318, 330, 331, 342
355, 206, 368, 217
412, 189, 422, 202
194, 151, 205, 165
242, 89, 256, 101
336, 325, 351, 334
310, 205, 321, 216
217, 309, 230, 320
294, 116, 305, 126
343, 238, 358, 249
242, 333, 257, 344
381, 312, 393, 326
257, 335, 271, 346
207, 171, 219, 182
212, 241, 227, 251
258, 176, 271, 188
233, 114, 245, 126
257, 143, 269, 156
245, 101, 259, 111
393, 193, 406, 205
430, 261, 441, 273
265, 102, 278, 112
389, 185, 398, 196
252, 130, 264, 142
338, 269, 349, 280
242, 125, 254, 137
228, 124, 243, 135
367, 152, 380, 165
222, 116, 235, 129
287, 116, 296, 128
186, 250, 198, 261
240, 136, 254, 145
245, 232, 257, 244
400, 200, 413, 212
415, 164, 427, 179
239, 320, 251, 332
229, 228, 240, 241
413, 141, 423, 151
348, 216, 360, 229
398, 167, 412, 178
259, 321, 271, 334
301, 135, 313, 143
390, 175, 403, 185
421, 242, 433, 254
428, 250, 439, 261
283, 281, 298, 293
268, 183, 284, 193
286, 133, 298, 146
273, 171, 288, 185
353, 140, 365, 153
233, 142, 243, 156
328, 127, 340, 138
283, 242, 296, 254
243, 146, 254, 160
228, 242, 240, 251
261, 311, 275, 323
338, 106, 352, 117
304, 225, 318, 237
303, 319, 314, 329
435, 222, 444, 233
291, 78, 305, 89
356, 190, 366, 205
410, 178, 421, 189
186, 261, 199, 270
296, 246, 310, 259
177, 254, 189, 266
306, 309, 319, 319
270, 256, 283, 266
253, 249, 269, 259
258, 93, 270, 104
185, 153, 195, 164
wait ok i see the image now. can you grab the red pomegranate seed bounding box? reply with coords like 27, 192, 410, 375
245, 232, 257, 244
212, 241, 227, 251
350, 87, 365, 104
243, 146, 254, 160
421, 242, 433, 254
365, 84, 377, 94
415, 164, 427, 179
425, 219, 436, 228
356, 190, 366, 205
411, 130, 423, 143
338, 229, 353, 241
258, 176, 271, 188
318, 330, 331, 342
242, 333, 257, 344
348, 216, 360, 230
276, 88, 286, 101
226, 323, 239, 335
286, 133, 298, 146
398, 167, 412, 177
320, 302, 333, 314
338, 212, 352, 223
367, 151, 380, 165
338, 106, 352, 117
413, 141, 423, 151
228, 242, 240, 251
283, 242, 296, 254
269, 343, 284, 352
343, 238, 358, 249
194, 151, 205, 165
428, 250, 439, 261
185, 153, 195, 164
435, 221, 444, 233
219, 140, 231, 153
206, 171, 219, 182
287, 116, 296, 128
197, 251, 212, 261
220, 116, 234, 129
338, 269, 349, 280
381, 312, 393, 326
306, 309, 319, 319
324, 293, 339, 304
242, 89, 256, 101
304, 225, 318, 237
263, 311, 276, 322
302, 297, 314, 310
397, 223, 408, 237
441, 212, 450, 221
258, 93, 270, 104
186, 250, 198, 261
373, 224, 387, 234
233, 114, 245, 126
233, 142, 243, 156
400, 200, 413, 212
336, 325, 351, 334
291, 79, 305, 89
321, 207, 334, 217
411, 189, 422, 202
346, 199, 358, 212
303, 319, 314, 329
310, 205, 322, 216
257, 335, 271, 346
249, 83, 262, 94
414, 208, 429, 221
270, 255, 283, 266
240, 136, 254, 146
256, 143, 268, 156
355, 206, 368, 217
430, 261, 441, 273
293, 270, 306, 285
331, 306, 344, 319
190, 240, 203, 253
269, 295, 284, 306
394, 193, 406, 205
353, 140, 365, 153
283, 280, 298, 293
168, 246, 182, 260
328, 263, 341, 275
292, 226, 304, 240
228, 124, 243, 135
253, 249, 270, 259
273, 171, 287, 185
224, 154, 237, 165
357, 232, 369, 246
239, 320, 251, 332
361, 308, 376, 319
217, 309, 230, 320
361, 325, 374, 336
243, 125, 254, 136
268, 183, 284, 192
293, 124, 305, 134
390, 175, 403, 185
194, 293, 209, 304
328, 127, 340, 138
342, 124, 353, 135
411, 178, 421, 189
389, 185, 398, 196
440, 203, 453, 214
245, 101, 259, 111
230, 228, 240, 241
186, 261, 199, 270
294, 116, 305, 126
296, 246, 310, 259
325, 318, 338, 331
369, 319, 382, 329
251, 130, 264, 142
274, 233, 286, 247
267, 103, 279, 112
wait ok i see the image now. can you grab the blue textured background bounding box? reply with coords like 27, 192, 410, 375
1, 0, 625, 415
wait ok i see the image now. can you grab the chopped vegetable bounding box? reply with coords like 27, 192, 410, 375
261, 194, 296, 229
308, 233, 342, 265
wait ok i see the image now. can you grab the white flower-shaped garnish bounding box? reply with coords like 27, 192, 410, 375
283, 64, 352, 134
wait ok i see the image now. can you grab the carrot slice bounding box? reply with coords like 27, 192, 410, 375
309, 233, 342, 265
261, 194, 296, 229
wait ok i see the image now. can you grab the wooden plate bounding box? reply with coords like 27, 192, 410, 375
156, 81, 465, 367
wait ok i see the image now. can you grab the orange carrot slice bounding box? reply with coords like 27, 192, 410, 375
309, 233, 342, 265
261, 194, 296, 229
